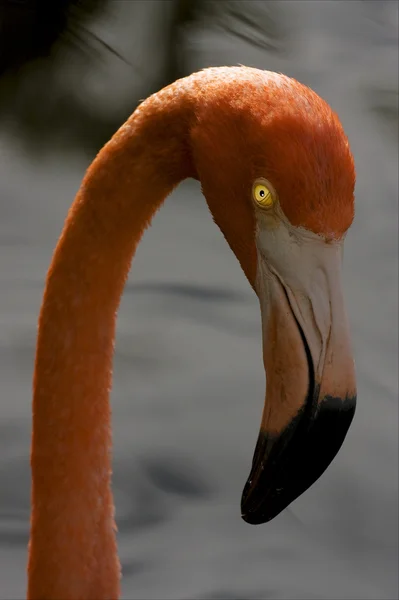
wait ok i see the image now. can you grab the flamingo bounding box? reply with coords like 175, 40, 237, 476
27, 66, 357, 600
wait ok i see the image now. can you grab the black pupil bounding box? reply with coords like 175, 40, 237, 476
260, 190, 265, 197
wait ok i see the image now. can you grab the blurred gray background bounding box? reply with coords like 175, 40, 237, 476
0, 1, 398, 598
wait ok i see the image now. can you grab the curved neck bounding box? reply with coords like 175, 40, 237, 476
28, 93, 195, 599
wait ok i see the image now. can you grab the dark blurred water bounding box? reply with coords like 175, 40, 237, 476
0, 2, 398, 598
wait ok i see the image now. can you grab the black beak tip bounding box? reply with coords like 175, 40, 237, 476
240, 394, 357, 526
241, 512, 260, 525
241, 487, 289, 525
241, 511, 275, 525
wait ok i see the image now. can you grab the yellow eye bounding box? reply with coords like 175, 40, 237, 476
253, 181, 274, 208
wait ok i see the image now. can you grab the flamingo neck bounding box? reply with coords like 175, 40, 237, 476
27, 92, 194, 599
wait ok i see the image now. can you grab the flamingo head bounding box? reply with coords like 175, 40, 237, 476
187, 68, 356, 524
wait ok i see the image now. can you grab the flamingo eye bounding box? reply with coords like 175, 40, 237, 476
252, 179, 275, 209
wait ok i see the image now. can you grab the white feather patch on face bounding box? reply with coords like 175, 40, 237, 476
254, 203, 345, 382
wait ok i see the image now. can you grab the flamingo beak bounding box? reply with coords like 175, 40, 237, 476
241, 221, 357, 524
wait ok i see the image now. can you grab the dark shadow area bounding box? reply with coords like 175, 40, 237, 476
0, 0, 288, 156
